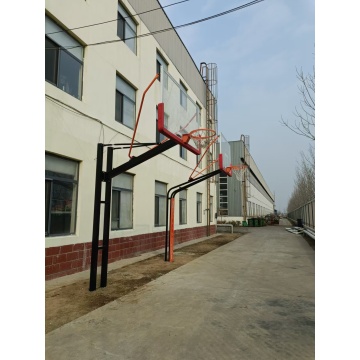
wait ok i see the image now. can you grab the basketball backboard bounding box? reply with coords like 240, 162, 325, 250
219, 132, 232, 176
158, 69, 201, 155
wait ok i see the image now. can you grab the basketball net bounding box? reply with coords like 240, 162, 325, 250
186, 128, 216, 148
229, 164, 247, 181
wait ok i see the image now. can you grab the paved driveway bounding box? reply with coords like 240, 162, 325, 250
46, 220, 315, 360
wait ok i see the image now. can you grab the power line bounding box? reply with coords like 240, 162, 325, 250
47, 0, 265, 50
45, 0, 190, 35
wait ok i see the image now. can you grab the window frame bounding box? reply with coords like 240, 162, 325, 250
179, 81, 188, 110
117, 2, 137, 54
45, 16, 83, 100
179, 190, 187, 225
156, 52, 168, 88
111, 173, 134, 230
179, 145, 187, 160
196, 193, 202, 223
154, 181, 167, 227
45, 154, 79, 237
115, 75, 136, 129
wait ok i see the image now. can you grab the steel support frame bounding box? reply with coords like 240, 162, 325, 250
164, 169, 223, 262
89, 139, 177, 291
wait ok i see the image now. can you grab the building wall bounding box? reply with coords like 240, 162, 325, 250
45, 0, 216, 280
216, 140, 274, 222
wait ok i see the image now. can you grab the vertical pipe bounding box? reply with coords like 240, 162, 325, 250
100, 147, 113, 288
164, 191, 170, 261
89, 143, 104, 291
169, 197, 175, 262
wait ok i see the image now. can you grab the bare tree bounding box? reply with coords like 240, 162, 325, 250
284, 65, 315, 213
287, 148, 315, 212
281, 67, 315, 140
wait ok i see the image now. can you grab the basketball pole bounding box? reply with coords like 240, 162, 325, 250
89, 139, 178, 291
165, 169, 224, 262
169, 198, 175, 262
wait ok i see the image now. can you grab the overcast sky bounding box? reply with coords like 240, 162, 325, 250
159, 0, 315, 212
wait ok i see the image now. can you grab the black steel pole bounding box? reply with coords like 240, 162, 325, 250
100, 147, 113, 288
89, 143, 104, 291
106, 139, 177, 180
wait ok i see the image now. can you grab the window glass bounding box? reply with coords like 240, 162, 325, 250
58, 49, 82, 99
45, 154, 78, 236
155, 181, 167, 226
117, 13, 125, 39
179, 190, 187, 224
180, 146, 187, 160
196, 103, 202, 126
45, 15, 83, 99
116, 76, 136, 101
123, 96, 136, 128
117, 3, 137, 53
156, 53, 168, 88
115, 76, 136, 128
179, 82, 187, 110
45, 37, 58, 84
120, 190, 133, 228
45, 15, 83, 60
115, 91, 123, 123
112, 173, 133, 230
197, 193, 202, 223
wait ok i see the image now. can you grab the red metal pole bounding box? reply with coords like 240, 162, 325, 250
169, 198, 175, 262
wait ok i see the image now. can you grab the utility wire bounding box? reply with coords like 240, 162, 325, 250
46, 0, 190, 35
47, 0, 264, 50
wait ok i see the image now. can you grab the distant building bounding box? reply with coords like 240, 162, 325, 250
216, 138, 275, 222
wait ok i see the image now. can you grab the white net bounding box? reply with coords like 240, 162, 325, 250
190, 129, 216, 148
231, 165, 247, 181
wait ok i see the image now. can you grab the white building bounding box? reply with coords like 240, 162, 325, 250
217, 138, 275, 224
45, 0, 218, 280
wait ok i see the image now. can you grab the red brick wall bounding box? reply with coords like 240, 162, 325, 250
45, 225, 216, 280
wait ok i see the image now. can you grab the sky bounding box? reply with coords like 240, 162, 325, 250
159, 0, 315, 212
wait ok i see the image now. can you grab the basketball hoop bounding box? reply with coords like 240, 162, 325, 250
185, 128, 216, 148
228, 164, 247, 181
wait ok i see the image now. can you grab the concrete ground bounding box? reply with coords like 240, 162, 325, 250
46, 219, 315, 360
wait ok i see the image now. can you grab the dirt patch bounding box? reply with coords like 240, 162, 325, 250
46, 233, 241, 333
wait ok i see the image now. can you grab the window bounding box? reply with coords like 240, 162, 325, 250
179, 81, 187, 110
117, 2, 137, 53
156, 52, 168, 88
196, 193, 202, 223
115, 76, 136, 128
196, 103, 202, 127
155, 181, 167, 226
196, 153, 202, 168
45, 15, 83, 99
180, 146, 187, 160
210, 196, 213, 222
179, 190, 187, 224
45, 154, 79, 236
112, 173, 133, 230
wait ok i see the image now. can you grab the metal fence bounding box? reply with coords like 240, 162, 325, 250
287, 199, 315, 232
